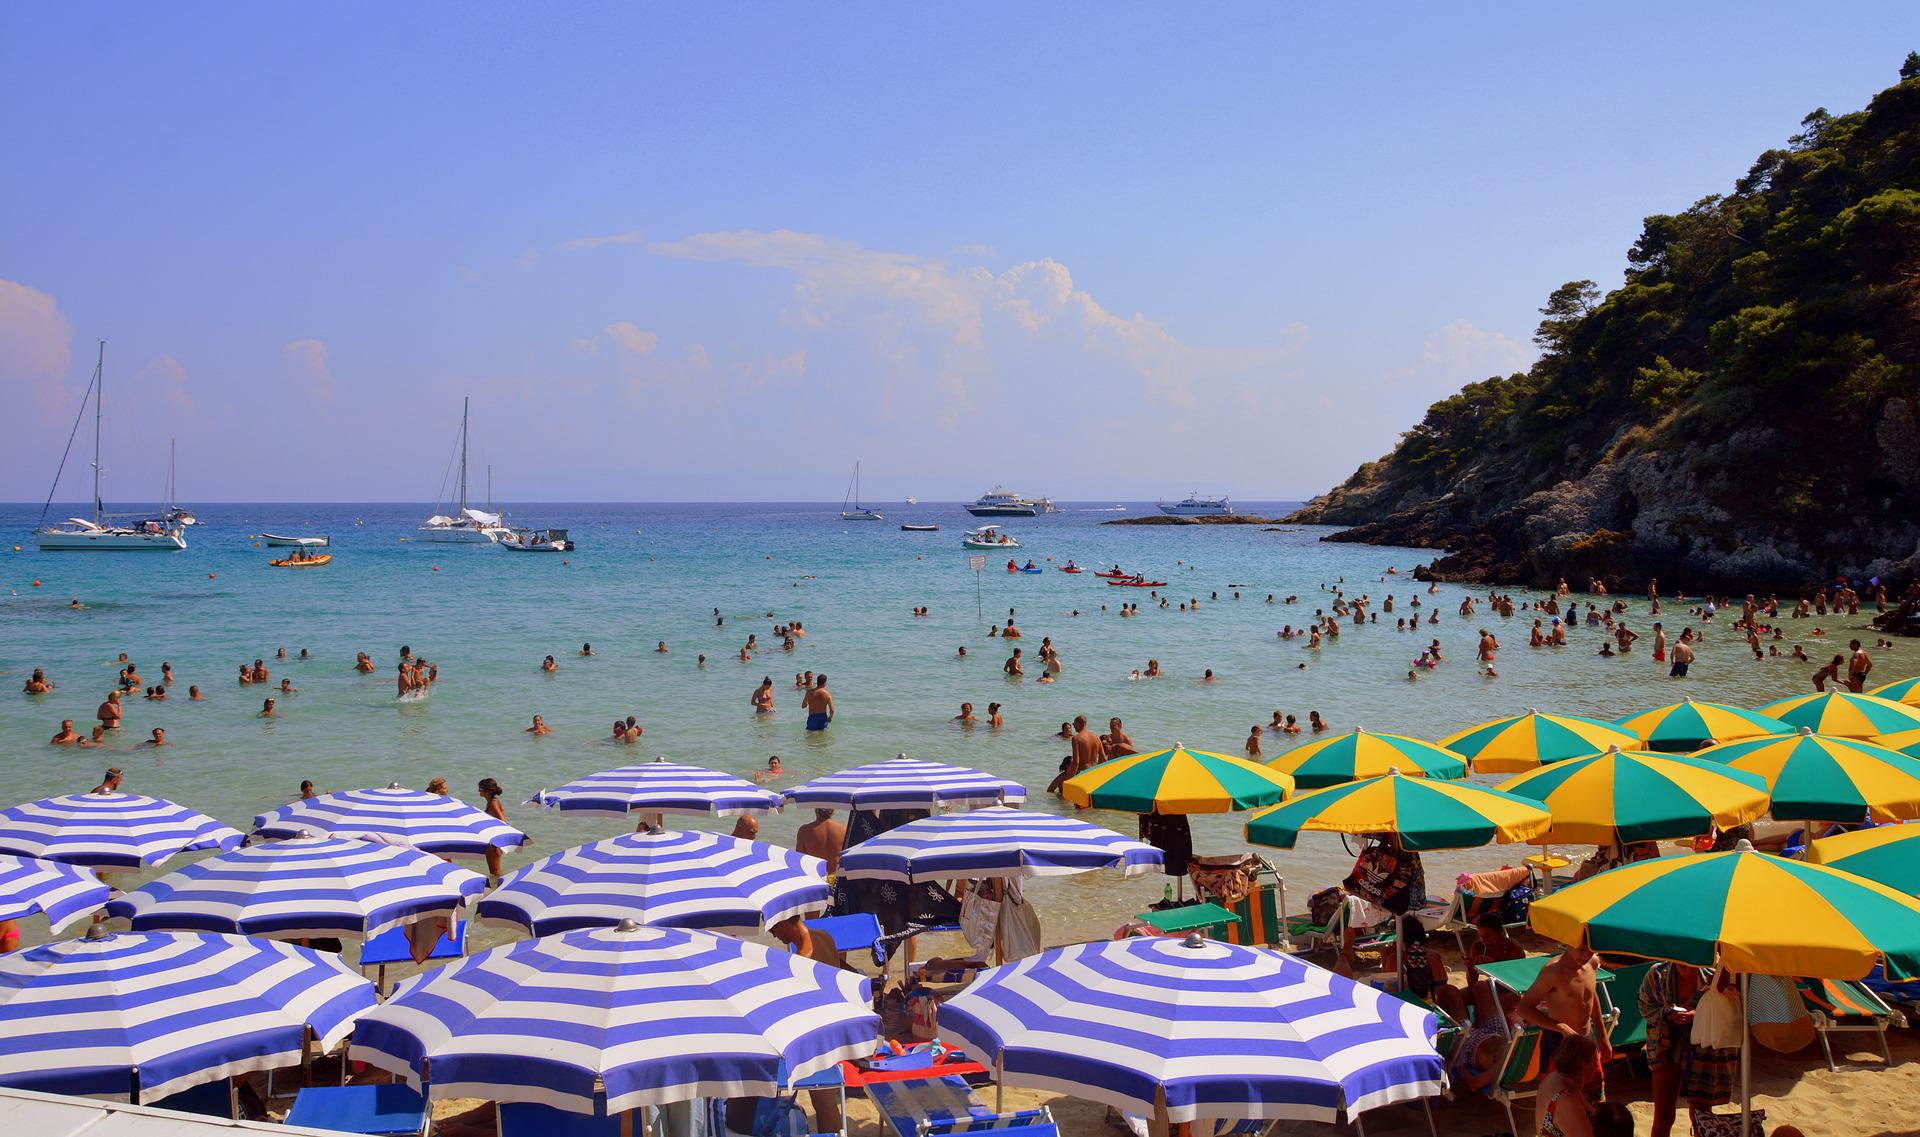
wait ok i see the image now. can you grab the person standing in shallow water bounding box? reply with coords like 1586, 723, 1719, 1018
803, 674, 833, 732
477, 778, 508, 879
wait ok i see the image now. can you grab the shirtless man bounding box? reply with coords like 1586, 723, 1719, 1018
1245, 726, 1264, 758
752, 677, 776, 714
1514, 946, 1613, 1068
1847, 639, 1873, 692
1669, 630, 1695, 678
23, 669, 52, 694
731, 814, 760, 841
92, 767, 123, 794
1003, 648, 1024, 677
525, 714, 551, 735
97, 691, 122, 730
355, 652, 376, 673
1070, 716, 1104, 778
252, 659, 269, 683
397, 662, 414, 697
802, 675, 834, 732
1001, 619, 1021, 639
144, 727, 167, 747
796, 809, 846, 874
1105, 717, 1136, 757
49, 719, 82, 745
953, 702, 977, 724
580, 643, 595, 656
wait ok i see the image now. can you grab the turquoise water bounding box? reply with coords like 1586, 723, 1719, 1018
0, 501, 1894, 947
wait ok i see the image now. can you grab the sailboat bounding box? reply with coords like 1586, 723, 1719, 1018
840, 461, 883, 521
418, 397, 510, 543
162, 440, 196, 526
34, 342, 188, 551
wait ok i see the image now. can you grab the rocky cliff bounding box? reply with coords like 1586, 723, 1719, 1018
1290, 62, 1920, 593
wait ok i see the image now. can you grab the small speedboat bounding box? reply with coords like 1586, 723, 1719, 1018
900, 524, 939, 532
270, 553, 332, 568
962, 525, 1019, 550
501, 527, 575, 552
262, 533, 329, 548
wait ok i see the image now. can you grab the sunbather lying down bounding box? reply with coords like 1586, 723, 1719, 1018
920, 955, 987, 974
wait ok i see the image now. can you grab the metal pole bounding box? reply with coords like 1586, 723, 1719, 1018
93, 341, 105, 523
1740, 972, 1752, 1135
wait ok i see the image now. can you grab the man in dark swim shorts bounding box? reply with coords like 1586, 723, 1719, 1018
803, 674, 834, 731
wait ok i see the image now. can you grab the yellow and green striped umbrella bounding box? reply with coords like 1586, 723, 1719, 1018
1244, 771, 1550, 852
1613, 696, 1791, 753
1874, 728, 1920, 760
1806, 825, 1920, 896
1494, 746, 1769, 845
1696, 729, 1920, 823
1757, 691, 1920, 739
1063, 744, 1293, 815
1438, 709, 1639, 774
1530, 842, 1920, 979
1870, 676, 1920, 707
1263, 728, 1467, 790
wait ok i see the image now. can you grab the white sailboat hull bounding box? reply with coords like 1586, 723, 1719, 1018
262, 534, 329, 547
415, 525, 504, 544
36, 528, 186, 551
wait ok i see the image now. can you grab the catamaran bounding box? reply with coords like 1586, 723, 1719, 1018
1158, 492, 1235, 517
418, 397, 509, 543
34, 342, 187, 551
840, 461, 883, 521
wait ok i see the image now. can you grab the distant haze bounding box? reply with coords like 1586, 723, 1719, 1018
0, 5, 1905, 502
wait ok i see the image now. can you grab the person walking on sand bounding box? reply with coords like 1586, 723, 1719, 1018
803, 675, 834, 732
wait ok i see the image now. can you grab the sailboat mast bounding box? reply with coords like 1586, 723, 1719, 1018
92, 341, 105, 524
458, 396, 470, 512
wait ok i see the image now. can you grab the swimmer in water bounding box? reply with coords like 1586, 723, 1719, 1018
987, 702, 1004, 727
957, 646, 968, 658
541, 655, 558, 672
1308, 710, 1326, 733
580, 643, 595, 656
259, 697, 278, 718
1245, 726, 1263, 757
144, 727, 166, 747
356, 652, 376, 673
526, 714, 552, 735
279, 678, 297, 694
656, 641, 668, 654
49, 719, 82, 745
954, 702, 976, 724
752, 677, 776, 714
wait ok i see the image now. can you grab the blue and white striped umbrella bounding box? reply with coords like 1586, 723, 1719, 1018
350, 920, 878, 1115
0, 928, 374, 1103
478, 830, 828, 937
783, 754, 1026, 811
939, 934, 1443, 1125
839, 806, 1163, 882
0, 855, 111, 933
532, 758, 783, 818
0, 793, 243, 869
107, 835, 489, 941
253, 784, 528, 859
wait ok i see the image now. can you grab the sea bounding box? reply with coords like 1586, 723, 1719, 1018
0, 500, 1887, 952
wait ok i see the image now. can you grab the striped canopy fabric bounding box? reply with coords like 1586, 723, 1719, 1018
1696, 730, 1920, 823
1869, 676, 1920, 707
783, 755, 1025, 811
1063, 746, 1293, 814
532, 758, 782, 818
1263, 729, 1467, 790
1758, 692, 1920, 739
350, 922, 879, 1115
0, 929, 374, 1103
1438, 710, 1639, 774
1245, 772, 1550, 852
838, 806, 1163, 882
1875, 728, 1920, 759
938, 934, 1443, 1124
0, 793, 243, 869
1613, 697, 1792, 753
0, 856, 111, 934
477, 830, 829, 937
1530, 843, 1920, 980
1493, 747, 1771, 845
254, 785, 528, 859
1806, 825, 1920, 896
106, 836, 488, 941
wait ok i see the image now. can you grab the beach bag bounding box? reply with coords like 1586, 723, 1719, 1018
1746, 974, 1814, 1053
1500, 885, 1534, 926
959, 889, 1000, 954
1308, 886, 1345, 928
1690, 968, 1745, 1051
1690, 1106, 1766, 1137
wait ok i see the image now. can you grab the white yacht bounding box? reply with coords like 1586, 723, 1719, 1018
840, 461, 883, 521
418, 397, 510, 543
1158, 493, 1235, 517
34, 342, 187, 551
964, 486, 1056, 517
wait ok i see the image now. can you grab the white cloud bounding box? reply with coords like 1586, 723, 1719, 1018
0, 278, 71, 383
139, 354, 192, 413
1417, 318, 1533, 378
519, 230, 649, 269
603, 321, 660, 356
282, 338, 335, 404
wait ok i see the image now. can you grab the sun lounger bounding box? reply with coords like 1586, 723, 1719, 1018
1600, 960, 1656, 1062
358, 919, 466, 996
1432, 886, 1528, 955
908, 959, 989, 985
287, 1084, 430, 1136
808, 913, 887, 972
1795, 976, 1903, 1070
149, 1078, 236, 1119
866, 1074, 1056, 1137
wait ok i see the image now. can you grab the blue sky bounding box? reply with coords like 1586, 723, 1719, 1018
1, 4, 1911, 503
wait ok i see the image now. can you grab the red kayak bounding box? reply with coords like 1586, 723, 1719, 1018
1093, 570, 1129, 578
1060, 567, 1083, 574
1106, 578, 1167, 587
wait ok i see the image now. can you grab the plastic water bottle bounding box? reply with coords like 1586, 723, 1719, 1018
1163, 883, 1174, 904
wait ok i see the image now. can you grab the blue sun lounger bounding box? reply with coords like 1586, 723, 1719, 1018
866, 1074, 1056, 1137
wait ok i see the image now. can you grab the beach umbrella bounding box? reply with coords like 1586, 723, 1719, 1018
1757, 691, 1920, 739
1263, 728, 1466, 790
1436, 710, 1638, 774
106, 835, 487, 941
253, 784, 528, 860
1694, 729, 1920, 823
1063, 745, 1293, 814
1805, 825, 1920, 895
783, 754, 1025, 811
0, 793, 243, 869
531, 757, 782, 818
1244, 771, 1549, 852
1492, 747, 1770, 845
938, 932, 1443, 1127
0, 927, 373, 1103
838, 805, 1162, 882
1613, 696, 1792, 753
1875, 728, 1920, 759
0, 856, 111, 933
1869, 675, 1920, 706
477, 830, 829, 937
350, 920, 878, 1116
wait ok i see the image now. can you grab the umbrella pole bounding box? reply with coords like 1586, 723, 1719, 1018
995, 1055, 1004, 1114
1740, 972, 1752, 1137
1151, 1084, 1171, 1137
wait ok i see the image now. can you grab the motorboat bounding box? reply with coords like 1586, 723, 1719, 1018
418, 397, 510, 543
840, 461, 883, 521
1158, 493, 1235, 517
500, 527, 575, 552
962, 525, 1020, 550
33, 342, 187, 551
964, 487, 1054, 517
900, 524, 939, 532
262, 534, 330, 548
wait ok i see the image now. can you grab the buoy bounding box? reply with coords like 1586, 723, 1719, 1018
32, 580, 41, 587
562, 559, 569, 565
432, 566, 440, 572
208, 572, 216, 580
11, 545, 18, 552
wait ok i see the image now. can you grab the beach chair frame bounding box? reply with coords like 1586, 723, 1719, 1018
1796, 977, 1904, 1071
